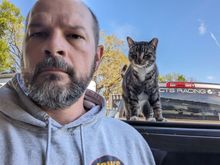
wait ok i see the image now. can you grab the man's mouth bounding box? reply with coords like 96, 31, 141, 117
39, 67, 66, 74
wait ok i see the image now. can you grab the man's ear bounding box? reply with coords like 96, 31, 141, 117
95, 45, 104, 70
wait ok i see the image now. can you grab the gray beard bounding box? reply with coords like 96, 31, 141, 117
23, 56, 95, 110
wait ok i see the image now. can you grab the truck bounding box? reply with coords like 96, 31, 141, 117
110, 82, 220, 121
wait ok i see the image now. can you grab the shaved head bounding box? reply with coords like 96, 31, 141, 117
21, 0, 104, 110
25, 0, 99, 46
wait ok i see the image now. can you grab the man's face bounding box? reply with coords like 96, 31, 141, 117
22, 0, 103, 110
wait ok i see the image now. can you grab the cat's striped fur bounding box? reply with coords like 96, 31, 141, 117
121, 36, 165, 121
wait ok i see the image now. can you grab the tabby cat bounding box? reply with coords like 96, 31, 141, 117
121, 36, 166, 121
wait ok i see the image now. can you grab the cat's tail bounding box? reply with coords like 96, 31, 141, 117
121, 64, 128, 77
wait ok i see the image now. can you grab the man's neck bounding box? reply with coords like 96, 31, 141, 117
44, 94, 86, 125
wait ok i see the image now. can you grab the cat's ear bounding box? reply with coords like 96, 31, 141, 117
150, 38, 159, 50
127, 36, 135, 48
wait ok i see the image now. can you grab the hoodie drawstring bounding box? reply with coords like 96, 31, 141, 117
46, 117, 52, 165
80, 125, 86, 165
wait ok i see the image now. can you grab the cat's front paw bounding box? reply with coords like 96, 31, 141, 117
145, 117, 156, 122
130, 116, 139, 121
156, 117, 167, 122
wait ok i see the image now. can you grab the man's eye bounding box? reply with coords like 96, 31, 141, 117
30, 32, 47, 38
67, 34, 84, 40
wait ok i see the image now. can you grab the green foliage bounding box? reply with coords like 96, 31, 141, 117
0, 0, 24, 71
94, 32, 129, 100
0, 39, 12, 71
159, 73, 187, 82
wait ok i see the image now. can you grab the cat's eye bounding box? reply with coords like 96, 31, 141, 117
147, 52, 153, 56
132, 54, 137, 58
143, 55, 150, 59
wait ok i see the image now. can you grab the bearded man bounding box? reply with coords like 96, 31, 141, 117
0, 0, 155, 164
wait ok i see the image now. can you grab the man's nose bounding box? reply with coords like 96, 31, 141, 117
43, 32, 67, 57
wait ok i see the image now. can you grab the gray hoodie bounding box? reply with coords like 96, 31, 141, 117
0, 74, 155, 165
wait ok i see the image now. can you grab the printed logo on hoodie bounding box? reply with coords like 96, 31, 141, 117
91, 155, 124, 165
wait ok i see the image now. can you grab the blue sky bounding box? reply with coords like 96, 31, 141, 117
8, 0, 220, 83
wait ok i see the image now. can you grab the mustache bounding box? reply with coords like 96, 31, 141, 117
33, 56, 74, 78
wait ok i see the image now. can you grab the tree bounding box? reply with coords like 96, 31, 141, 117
93, 33, 129, 100
159, 73, 187, 82
0, 0, 24, 71
0, 39, 12, 71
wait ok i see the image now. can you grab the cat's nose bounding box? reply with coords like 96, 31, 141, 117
138, 58, 142, 63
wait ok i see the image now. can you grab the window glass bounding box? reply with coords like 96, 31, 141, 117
88, 0, 220, 124
1, 0, 220, 124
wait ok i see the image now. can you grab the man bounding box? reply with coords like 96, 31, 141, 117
0, 0, 155, 164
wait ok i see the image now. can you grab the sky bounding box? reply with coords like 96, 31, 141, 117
8, 0, 220, 83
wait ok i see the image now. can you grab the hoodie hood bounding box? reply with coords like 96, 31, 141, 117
0, 74, 106, 165
0, 74, 156, 165
0, 73, 106, 128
